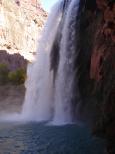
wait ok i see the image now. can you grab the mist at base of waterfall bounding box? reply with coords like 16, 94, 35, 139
0, 111, 78, 126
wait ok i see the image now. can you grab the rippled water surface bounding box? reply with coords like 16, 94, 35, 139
0, 123, 105, 154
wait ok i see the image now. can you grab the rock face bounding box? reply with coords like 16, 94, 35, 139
0, 0, 47, 61
0, 50, 27, 71
78, 0, 115, 153
91, 1, 115, 153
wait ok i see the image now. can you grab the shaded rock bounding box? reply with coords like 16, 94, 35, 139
76, 0, 115, 153
79, 0, 115, 153
0, 50, 27, 71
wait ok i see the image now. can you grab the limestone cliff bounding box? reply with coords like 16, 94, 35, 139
0, 0, 47, 61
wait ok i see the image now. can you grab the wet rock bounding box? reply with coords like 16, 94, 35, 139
79, 0, 115, 153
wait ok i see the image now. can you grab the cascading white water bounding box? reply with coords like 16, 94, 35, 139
21, 1, 64, 121
22, 0, 80, 123
53, 0, 80, 124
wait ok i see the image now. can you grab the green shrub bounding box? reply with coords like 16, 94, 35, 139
8, 68, 26, 85
0, 63, 26, 85
0, 63, 9, 84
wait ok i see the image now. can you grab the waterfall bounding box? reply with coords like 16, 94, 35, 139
21, 1, 64, 121
0, 0, 80, 124
53, 0, 80, 124
21, 0, 80, 124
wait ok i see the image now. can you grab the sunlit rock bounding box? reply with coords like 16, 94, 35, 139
0, 0, 47, 61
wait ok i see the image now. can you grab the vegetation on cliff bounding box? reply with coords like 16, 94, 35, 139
0, 63, 26, 85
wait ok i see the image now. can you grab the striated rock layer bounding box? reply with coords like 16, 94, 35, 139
0, 0, 47, 61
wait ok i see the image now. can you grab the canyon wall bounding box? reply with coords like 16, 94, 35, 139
0, 0, 47, 61
79, 0, 115, 153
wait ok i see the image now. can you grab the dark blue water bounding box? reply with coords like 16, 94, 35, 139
0, 122, 105, 154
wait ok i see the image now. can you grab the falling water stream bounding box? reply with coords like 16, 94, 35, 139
20, 0, 80, 125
